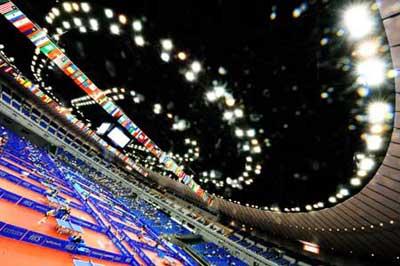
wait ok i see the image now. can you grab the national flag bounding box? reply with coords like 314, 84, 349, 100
64, 64, 78, 76
76, 74, 88, 84
53, 54, 69, 68
4, 9, 23, 21
121, 119, 130, 127
12, 17, 30, 28
29, 30, 46, 43
0, 2, 15, 15
22, 25, 37, 36
137, 131, 149, 144
40, 42, 57, 54
18, 21, 34, 34
47, 48, 61, 60
35, 38, 51, 49
88, 83, 97, 91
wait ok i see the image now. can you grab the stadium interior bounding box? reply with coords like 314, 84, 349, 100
0, 0, 400, 265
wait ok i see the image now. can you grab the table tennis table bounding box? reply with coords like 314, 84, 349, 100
56, 218, 83, 235
73, 259, 103, 266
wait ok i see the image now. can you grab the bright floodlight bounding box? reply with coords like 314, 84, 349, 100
214, 85, 225, 98
185, 71, 196, 82
246, 129, 256, 137
339, 188, 350, 197
161, 39, 173, 51
234, 108, 244, 118
365, 134, 383, 151
132, 20, 142, 31
178, 52, 187, 61
110, 24, 120, 35
89, 18, 99, 30
134, 35, 145, 46
73, 17, 82, 27
328, 196, 337, 203
119, 14, 127, 24
225, 97, 235, 107
367, 102, 390, 124
343, 4, 374, 39
350, 177, 361, 186
105, 8, 114, 18
305, 205, 312, 211
160, 52, 170, 62
356, 58, 385, 86
62, 21, 71, 29
191, 61, 202, 73
52, 7, 60, 16
223, 111, 234, 121
206, 91, 217, 102
63, 2, 72, 12
153, 103, 162, 114
81, 2, 90, 13
356, 40, 379, 58
235, 128, 244, 138
359, 157, 374, 171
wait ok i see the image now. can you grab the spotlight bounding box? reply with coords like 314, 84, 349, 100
356, 39, 379, 58
161, 52, 170, 62
235, 128, 244, 138
234, 108, 244, 118
356, 58, 385, 86
161, 39, 173, 51
110, 24, 120, 35
350, 177, 361, 186
191, 61, 202, 73
119, 14, 127, 24
134, 35, 145, 46
343, 4, 374, 39
359, 157, 374, 171
105, 8, 114, 18
185, 71, 195, 82
328, 196, 337, 203
206, 91, 217, 102
81, 2, 90, 13
367, 102, 391, 124
89, 18, 99, 30
63, 2, 72, 13
177, 52, 187, 61
365, 134, 383, 151
132, 20, 143, 32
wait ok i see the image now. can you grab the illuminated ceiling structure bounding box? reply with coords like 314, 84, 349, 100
0, 0, 396, 212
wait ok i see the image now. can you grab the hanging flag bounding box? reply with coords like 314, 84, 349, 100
0, 1, 15, 14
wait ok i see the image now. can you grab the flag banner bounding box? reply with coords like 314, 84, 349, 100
0, 1, 15, 14
1, 0, 213, 205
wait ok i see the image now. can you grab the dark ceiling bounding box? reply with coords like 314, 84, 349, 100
0, 0, 394, 210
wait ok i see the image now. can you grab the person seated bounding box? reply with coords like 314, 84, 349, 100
58, 206, 71, 220
38, 208, 57, 224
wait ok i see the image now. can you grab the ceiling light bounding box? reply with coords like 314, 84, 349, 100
161, 39, 173, 51
235, 128, 244, 138
191, 61, 202, 73
370, 124, 384, 134
81, 2, 90, 13
185, 71, 196, 82
79, 26, 87, 33
246, 129, 256, 137
132, 20, 142, 31
328, 196, 337, 203
161, 52, 170, 62
119, 14, 127, 24
365, 134, 383, 151
305, 205, 312, 211
72, 2, 79, 11
73, 17, 82, 27
339, 188, 350, 197
367, 102, 391, 124
359, 157, 374, 171
234, 108, 244, 118
134, 35, 145, 46
178, 52, 187, 61
356, 58, 386, 86
62, 21, 71, 29
105, 8, 114, 18
45, 16, 53, 24
223, 111, 234, 121
63, 2, 72, 13
343, 4, 374, 39
252, 146, 261, 153
225, 97, 235, 107
52, 7, 60, 16
153, 103, 162, 114
110, 24, 120, 35
350, 178, 361, 186
89, 18, 99, 31
356, 39, 379, 58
